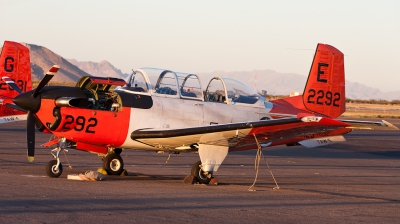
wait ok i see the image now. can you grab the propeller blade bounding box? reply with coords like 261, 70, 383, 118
32, 65, 60, 97
27, 110, 35, 162
1, 76, 23, 94
4, 103, 26, 112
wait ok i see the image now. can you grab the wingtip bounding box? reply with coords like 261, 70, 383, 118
382, 120, 399, 130
28, 156, 34, 162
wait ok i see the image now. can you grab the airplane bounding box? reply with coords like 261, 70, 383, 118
0, 41, 32, 124
3, 41, 398, 183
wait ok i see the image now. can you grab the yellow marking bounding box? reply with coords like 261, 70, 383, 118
97, 168, 108, 175
28, 156, 34, 162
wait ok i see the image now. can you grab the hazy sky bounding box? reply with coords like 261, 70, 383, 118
1, 0, 399, 91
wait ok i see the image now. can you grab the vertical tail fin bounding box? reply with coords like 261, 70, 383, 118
0, 41, 32, 117
302, 43, 345, 118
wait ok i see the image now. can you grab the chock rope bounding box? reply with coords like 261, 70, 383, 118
248, 134, 280, 191
63, 149, 72, 169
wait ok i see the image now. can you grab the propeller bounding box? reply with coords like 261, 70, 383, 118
27, 110, 35, 162
9, 65, 60, 162
1, 76, 23, 94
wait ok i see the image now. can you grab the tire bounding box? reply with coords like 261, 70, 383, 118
191, 160, 212, 184
103, 153, 124, 175
45, 160, 63, 178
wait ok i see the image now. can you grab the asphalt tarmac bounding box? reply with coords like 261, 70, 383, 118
0, 119, 399, 223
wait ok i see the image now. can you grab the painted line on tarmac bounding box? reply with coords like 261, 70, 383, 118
21, 175, 47, 178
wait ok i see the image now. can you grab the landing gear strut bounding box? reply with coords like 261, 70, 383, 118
191, 160, 212, 184
45, 137, 68, 178
103, 153, 124, 175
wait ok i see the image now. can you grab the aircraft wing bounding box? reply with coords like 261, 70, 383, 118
338, 119, 399, 130
131, 115, 351, 150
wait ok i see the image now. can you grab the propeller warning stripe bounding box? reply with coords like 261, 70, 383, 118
48, 65, 60, 74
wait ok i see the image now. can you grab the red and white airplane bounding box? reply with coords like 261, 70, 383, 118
3, 41, 398, 182
0, 41, 32, 124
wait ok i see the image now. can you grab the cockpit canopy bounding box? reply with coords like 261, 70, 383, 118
123, 68, 203, 100
121, 67, 262, 105
205, 77, 260, 104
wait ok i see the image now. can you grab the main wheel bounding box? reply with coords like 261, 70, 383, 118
191, 160, 212, 184
45, 160, 63, 178
103, 153, 124, 175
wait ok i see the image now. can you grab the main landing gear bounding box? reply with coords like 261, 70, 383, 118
187, 143, 228, 185
191, 160, 213, 184
102, 152, 124, 175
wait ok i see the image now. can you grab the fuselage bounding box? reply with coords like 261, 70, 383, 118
29, 68, 351, 155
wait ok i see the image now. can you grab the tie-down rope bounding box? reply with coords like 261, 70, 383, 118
248, 133, 280, 191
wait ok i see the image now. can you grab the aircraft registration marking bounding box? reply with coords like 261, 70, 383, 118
300, 131, 333, 139
316, 138, 333, 144
4, 56, 14, 72
307, 89, 341, 107
0, 79, 28, 92
0, 56, 27, 91
62, 115, 98, 133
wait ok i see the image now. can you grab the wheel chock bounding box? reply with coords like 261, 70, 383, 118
97, 168, 108, 175
209, 177, 218, 185
120, 169, 129, 176
183, 175, 197, 184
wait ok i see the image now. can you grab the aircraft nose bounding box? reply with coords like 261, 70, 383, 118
13, 91, 41, 113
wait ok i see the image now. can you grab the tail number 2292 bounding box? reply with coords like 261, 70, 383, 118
307, 89, 340, 107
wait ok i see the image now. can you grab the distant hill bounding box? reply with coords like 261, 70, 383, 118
26, 43, 91, 83
2, 42, 399, 100
66, 59, 128, 79
196, 70, 306, 96
197, 70, 400, 101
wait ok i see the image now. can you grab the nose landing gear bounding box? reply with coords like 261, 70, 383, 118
45, 137, 68, 178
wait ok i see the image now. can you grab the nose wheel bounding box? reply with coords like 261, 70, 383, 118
103, 153, 124, 175
46, 160, 63, 178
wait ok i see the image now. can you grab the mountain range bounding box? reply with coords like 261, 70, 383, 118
2, 43, 399, 100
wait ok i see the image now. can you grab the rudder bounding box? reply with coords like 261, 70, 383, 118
0, 41, 32, 117
302, 43, 345, 118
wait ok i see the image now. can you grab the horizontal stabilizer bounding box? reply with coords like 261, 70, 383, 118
299, 135, 346, 148
339, 119, 399, 130
0, 114, 27, 124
